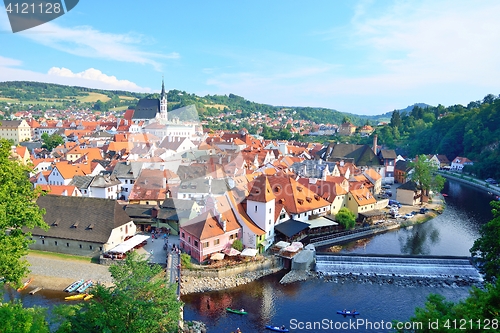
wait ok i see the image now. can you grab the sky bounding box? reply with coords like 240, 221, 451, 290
1, 0, 500, 115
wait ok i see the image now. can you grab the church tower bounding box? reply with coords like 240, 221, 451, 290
159, 77, 168, 122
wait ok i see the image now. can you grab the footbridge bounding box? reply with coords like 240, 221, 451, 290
315, 253, 483, 281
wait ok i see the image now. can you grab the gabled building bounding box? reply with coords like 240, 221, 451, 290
30, 195, 136, 257
0, 119, 31, 144
346, 187, 377, 218
450, 156, 473, 171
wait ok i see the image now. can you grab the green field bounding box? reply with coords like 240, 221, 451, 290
77, 92, 111, 103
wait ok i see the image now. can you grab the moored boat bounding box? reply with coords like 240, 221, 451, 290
83, 294, 94, 301
17, 277, 33, 292
65, 294, 86, 301
64, 279, 84, 292
226, 308, 247, 315
265, 325, 289, 332
76, 280, 93, 293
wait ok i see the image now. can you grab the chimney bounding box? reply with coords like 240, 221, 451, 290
373, 134, 378, 154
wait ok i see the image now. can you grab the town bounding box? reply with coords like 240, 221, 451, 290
1, 80, 475, 266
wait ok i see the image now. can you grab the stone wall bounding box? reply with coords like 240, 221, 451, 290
182, 256, 280, 278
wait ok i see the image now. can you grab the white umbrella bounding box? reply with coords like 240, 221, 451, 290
224, 247, 241, 256
210, 253, 225, 260
240, 248, 258, 257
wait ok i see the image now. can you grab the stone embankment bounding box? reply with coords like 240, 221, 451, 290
279, 270, 314, 284
181, 267, 282, 295
182, 321, 207, 333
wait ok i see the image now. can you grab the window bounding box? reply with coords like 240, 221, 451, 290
66, 243, 70, 247
89, 245, 93, 250
194, 240, 198, 247
79, 244, 82, 249
280, 213, 286, 220
269, 219, 271, 225
214, 239, 220, 246
203, 241, 209, 248
54, 241, 58, 246
188, 236, 191, 243
269, 208, 271, 213
42, 239, 45, 245
255, 205, 258, 212
182, 232, 185, 239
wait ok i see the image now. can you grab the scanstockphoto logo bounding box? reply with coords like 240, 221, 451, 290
3, 0, 79, 33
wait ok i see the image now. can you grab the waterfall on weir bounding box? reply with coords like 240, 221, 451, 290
315, 255, 483, 280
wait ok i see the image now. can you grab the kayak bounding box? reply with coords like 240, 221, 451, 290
65, 294, 86, 301
226, 308, 247, 315
337, 310, 360, 316
265, 325, 289, 332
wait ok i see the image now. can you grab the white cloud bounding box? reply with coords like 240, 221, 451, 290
14, 21, 178, 71
0, 56, 151, 92
47, 67, 147, 91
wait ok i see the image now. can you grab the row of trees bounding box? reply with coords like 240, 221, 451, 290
0, 138, 182, 332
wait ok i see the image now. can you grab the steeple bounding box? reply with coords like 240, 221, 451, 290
159, 76, 168, 123
160, 76, 166, 99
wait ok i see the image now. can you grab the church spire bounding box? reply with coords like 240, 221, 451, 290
161, 76, 166, 98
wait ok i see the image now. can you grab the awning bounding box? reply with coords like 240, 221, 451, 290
108, 235, 150, 254
224, 247, 241, 256
274, 219, 310, 238
274, 241, 291, 249
307, 216, 338, 229
210, 253, 225, 260
240, 248, 258, 257
283, 243, 302, 253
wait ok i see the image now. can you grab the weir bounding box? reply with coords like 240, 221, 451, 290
315, 254, 483, 280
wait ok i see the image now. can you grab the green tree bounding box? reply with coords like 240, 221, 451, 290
390, 110, 402, 128
0, 301, 50, 333
336, 207, 356, 230
395, 281, 500, 332
470, 201, 500, 282
41, 133, 64, 151
54, 251, 182, 333
0, 139, 48, 286
408, 155, 445, 204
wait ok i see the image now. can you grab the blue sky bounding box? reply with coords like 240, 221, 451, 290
1, 0, 500, 115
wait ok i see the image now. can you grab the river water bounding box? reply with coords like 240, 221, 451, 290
181, 180, 494, 332
5, 180, 495, 332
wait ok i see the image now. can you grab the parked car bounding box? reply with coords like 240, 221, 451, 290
382, 185, 392, 189
485, 178, 498, 185
404, 213, 415, 219
388, 200, 401, 208
419, 208, 429, 214
392, 213, 402, 219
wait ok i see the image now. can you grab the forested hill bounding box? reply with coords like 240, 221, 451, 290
1, 81, 386, 125
376, 94, 500, 179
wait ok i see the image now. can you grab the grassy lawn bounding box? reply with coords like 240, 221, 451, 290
28, 249, 95, 263
118, 95, 137, 100
109, 105, 130, 112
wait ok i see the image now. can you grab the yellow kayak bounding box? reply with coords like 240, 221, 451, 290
84, 294, 94, 301
65, 294, 86, 301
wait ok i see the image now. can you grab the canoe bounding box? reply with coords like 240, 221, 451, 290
226, 308, 248, 315
337, 310, 360, 316
265, 325, 289, 332
65, 294, 86, 301
76, 280, 93, 293
17, 277, 33, 292
83, 294, 94, 301
64, 279, 84, 292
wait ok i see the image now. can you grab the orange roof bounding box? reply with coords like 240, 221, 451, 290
247, 175, 275, 203
364, 168, 382, 181
36, 184, 80, 196
227, 190, 265, 236
349, 188, 377, 206
52, 162, 87, 179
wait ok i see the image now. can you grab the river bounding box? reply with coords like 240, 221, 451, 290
4, 179, 495, 332
181, 180, 493, 332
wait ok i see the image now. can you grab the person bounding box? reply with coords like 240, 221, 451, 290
240, 308, 245, 312
281, 325, 286, 330
236, 328, 241, 333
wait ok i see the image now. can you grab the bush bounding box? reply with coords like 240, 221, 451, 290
336, 208, 356, 230
180, 253, 192, 269
232, 239, 243, 251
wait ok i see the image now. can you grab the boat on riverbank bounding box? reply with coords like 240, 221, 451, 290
17, 278, 33, 292
337, 310, 360, 317
65, 294, 86, 301
265, 325, 289, 332
64, 279, 84, 292
76, 280, 93, 293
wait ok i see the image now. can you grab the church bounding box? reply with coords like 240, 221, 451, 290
129, 80, 200, 139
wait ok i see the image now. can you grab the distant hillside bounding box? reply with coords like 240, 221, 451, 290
379, 103, 434, 118
0, 80, 429, 126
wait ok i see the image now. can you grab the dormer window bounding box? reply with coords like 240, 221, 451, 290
87, 224, 95, 230
297, 199, 304, 205
72, 222, 79, 228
